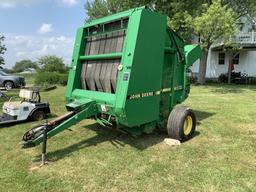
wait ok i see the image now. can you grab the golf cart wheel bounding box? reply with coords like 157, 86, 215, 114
167, 106, 196, 142
32, 110, 46, 121
4, 81, 14, 90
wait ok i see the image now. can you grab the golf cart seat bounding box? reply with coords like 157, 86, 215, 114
19, 89, 34, 100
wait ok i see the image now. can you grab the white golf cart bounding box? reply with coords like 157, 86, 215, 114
0, 89, 50, 125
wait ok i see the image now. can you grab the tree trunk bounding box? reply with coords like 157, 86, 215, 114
198, 49, 209, 85
228, 52, 233, 84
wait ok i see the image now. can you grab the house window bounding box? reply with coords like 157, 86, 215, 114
218, 53, 225, 65
232, 53, 240, 65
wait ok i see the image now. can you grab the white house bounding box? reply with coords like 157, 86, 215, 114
191, 16, 256, 79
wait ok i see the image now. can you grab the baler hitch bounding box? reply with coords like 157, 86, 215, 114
22, 100, 97, 148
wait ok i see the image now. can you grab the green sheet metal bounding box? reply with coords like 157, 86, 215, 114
185, 45, 202, 67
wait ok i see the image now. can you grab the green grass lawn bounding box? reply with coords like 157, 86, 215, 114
0, 85, 255, 192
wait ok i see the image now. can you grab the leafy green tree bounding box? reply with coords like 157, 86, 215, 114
38, 55, 67, 73
0, 35, 7, 66
224, 0, 256, 18
194, 0, 236, 84
155, 0, 205, 42
12, 59, 39, 73
85, 0, 153, 21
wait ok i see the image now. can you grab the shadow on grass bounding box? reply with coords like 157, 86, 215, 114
47, 113, 58, 119
199, 83, 256, 94
211, 87, 244, 94
34, 124, 171, 162
190, 131, 200, 141
193, 110, 215, 125
34, 123, 202, 162
206, 83, 244, 94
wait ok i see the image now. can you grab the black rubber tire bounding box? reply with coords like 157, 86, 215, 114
32, 110, 46, 121
167, 106, 196, 142
4, 81, 14, 90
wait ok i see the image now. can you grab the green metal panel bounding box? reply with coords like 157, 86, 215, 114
80, 52, 122, 61
65, 27, 86, 102
185, 45, 202, 67
119, 9, 167, 127
72, 89, 116, 106
114, 9, 143, 116
84, 6, 145, 28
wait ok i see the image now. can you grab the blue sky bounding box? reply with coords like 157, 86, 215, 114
0, 0, 88, 68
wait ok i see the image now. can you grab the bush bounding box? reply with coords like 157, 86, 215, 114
35, 72, 68, 86
59, 73, 69, 86
38, 55, 67, 73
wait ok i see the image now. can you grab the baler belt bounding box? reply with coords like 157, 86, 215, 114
105, 60, 114, 92
111, 60, 119, 92
81, 61, 87, 89
81, 31, 126, 93
86, 61, 97, 90
94, 61, 103, 92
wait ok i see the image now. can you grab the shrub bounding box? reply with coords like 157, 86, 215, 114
38, 55, 67, 73
59, 73, 69, 86
35, 72, 68, 86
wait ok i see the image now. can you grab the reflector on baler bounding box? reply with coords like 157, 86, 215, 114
80, 20, 127, 93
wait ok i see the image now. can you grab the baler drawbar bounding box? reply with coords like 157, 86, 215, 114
22, 6, 201, 149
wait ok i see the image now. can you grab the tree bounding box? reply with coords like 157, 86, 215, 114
194, 0, 236, 84
0, 35, 7, 66
224, 0, 256, 19
12, 59, 39, 73
155, 0, 205, 42
38, 55, 66, 73
85, 0, 153, 21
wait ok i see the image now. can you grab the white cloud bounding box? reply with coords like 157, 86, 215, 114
38, 24, 53, 34
0, 2, 15, 8
60, 0, 78, 6
0, 0, 40, 8
3, 34, 74, 68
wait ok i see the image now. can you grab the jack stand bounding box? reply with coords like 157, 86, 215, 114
40, 119, 49, 167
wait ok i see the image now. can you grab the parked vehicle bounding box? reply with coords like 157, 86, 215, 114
0, 71, 26, 90
0, 89, 50, 125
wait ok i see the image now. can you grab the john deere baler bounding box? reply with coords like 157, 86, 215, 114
22, 6, 201, 148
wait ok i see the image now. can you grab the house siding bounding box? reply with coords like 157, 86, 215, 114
190, 15, 256, 79
190, 50, 256, 78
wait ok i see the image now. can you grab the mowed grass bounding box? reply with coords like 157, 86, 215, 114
0, 84, 255, 192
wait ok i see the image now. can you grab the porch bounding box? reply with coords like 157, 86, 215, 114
212, 32, 256, 50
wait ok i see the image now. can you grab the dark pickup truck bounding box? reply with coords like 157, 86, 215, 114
0, 71, 26, 90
